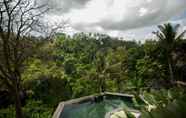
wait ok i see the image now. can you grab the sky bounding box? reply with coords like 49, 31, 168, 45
41, 0, 186, 41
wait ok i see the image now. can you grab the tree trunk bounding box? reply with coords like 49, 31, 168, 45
168, 58, 174, 83
99, 77, 105, 93
15, 85, 24, 118
117, 79, 121, 92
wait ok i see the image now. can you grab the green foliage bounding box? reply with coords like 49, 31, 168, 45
23, 58, 65, 81
142, 88, 186, 108
0, 106, 15, 118
1, 28, 186, 118
141, 100, 186, 118
141, 88, 186, 118
71, 78, 95, 98
24, 77, 72, 105
0, 100, 53, 118
136, 58, 165, 87
20, 31, 185, 101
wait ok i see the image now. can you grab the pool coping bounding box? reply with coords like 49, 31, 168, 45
52, 92, 134, 118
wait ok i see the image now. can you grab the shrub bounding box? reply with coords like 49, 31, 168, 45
0, 100, 53, 118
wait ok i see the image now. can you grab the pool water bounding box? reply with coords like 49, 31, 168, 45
60, 96, 134, 118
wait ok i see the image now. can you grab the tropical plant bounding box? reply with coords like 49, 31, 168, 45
153, 23, 186, 82
141, 99, 186, 118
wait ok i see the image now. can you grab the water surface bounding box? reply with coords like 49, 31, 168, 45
60, 96, 134, 118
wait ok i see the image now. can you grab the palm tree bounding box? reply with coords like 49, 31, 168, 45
153, 23, 186, 82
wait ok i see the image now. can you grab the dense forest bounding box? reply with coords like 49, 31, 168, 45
1, 25, 186, 117
0, 0, 186, 118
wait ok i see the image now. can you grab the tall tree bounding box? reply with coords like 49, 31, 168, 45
95, 49, 108, 93
0, 0, 63, 118
153, 23, 186, 82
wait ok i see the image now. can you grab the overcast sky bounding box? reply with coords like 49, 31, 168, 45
42, 0, 186, 41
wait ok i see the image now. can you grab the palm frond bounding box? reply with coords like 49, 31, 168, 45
176, 30, 186, 41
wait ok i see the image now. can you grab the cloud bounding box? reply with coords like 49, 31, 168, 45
38, 0, 91, 13
64, 0, 186, 32
139, 8, 148, 17
43, 0, 186, 40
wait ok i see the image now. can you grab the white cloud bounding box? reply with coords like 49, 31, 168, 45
139, 8, 148, 17
147, 0, 152, 3
44, 0, 186, 40
62, 0, 185, 31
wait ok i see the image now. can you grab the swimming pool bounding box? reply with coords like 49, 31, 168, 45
53, 92, 138, 118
